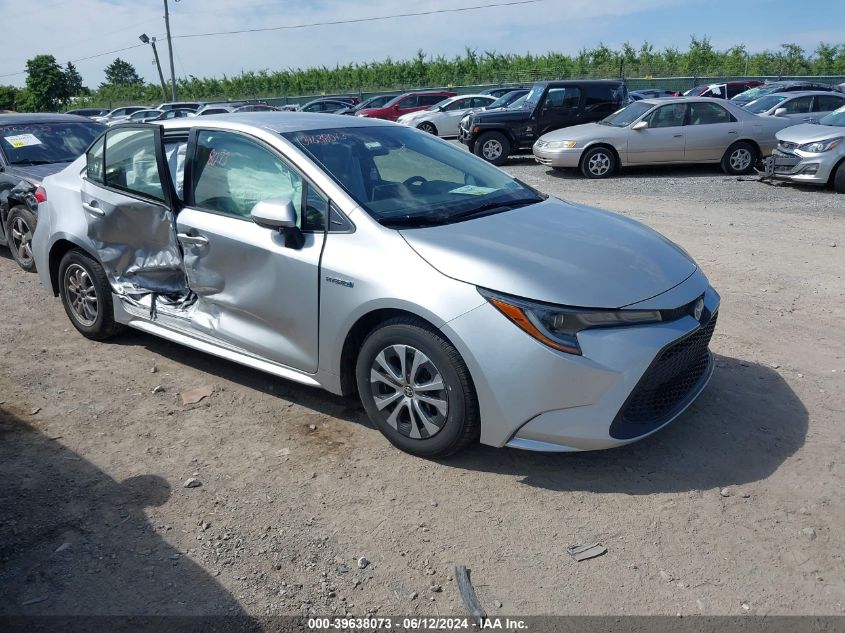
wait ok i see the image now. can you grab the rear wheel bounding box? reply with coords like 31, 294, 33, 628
355, 317, 479, 458
417, 121, 438, 135
58, 249, 124, 340
833, 161, 845, 194
6, 206, 37, 272
721, 141, 756, 175
473, 131, 510, 165
580, 146, 616, 179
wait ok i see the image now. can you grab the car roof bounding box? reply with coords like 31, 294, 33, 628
764, 90, 844, 98
0, 112, 97, 124
534, 79, 623, 87
157, 112, 397, 134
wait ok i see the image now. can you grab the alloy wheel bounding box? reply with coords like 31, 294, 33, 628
730, 148, 752, 172
418, 122, 436, 134
64, 263, 98, 327
10, 216, 33, 264
482, 139, 503, 161
369, 344, 449, 440
588, 152, 612, 176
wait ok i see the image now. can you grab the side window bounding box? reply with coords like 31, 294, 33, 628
86, 135, 105, 184
816, 95, 845, 112
444, 98, 471, 111
419, 95, 445, 107
399, 96, 417, 108
191, 130, 303, 222
103, 128, 165, 201
544, 87, 580, 109
784, 96, 813, 114
688, 102, 735, 125
302, 183, 327, 232
584, 86, 619, 114
646, 104, 687, 128
471, 97, 490, 108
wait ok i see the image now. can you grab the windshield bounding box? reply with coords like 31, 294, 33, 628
819, 106, 845, 127
523, 84, 544, 109
507, 95, 528, 110
732, 85, 779, 102
684, 86, 708, 96
488, 91, 518, 109
0, 121, 104, 165
284, 126, 544, 227
745, 95, 788, 114
599, 101, 654, 127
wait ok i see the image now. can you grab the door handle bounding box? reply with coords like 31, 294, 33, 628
177, 233, 209, 246
82, 201, 104, 216
728, 130, 739, 134
673, 134, 684, 138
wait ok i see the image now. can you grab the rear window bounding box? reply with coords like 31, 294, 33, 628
0, 121, 105, 166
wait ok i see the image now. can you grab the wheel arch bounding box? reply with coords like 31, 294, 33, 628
581, 142, 622, 167
827, 155, 845, 187
416, 120, 439, 135
48, 237, 97, 296
730, 138, 762, 159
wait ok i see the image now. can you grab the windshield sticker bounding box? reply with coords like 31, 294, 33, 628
297, 132, 351, 145
449, 185, 498, 196
4, 133, 43, 148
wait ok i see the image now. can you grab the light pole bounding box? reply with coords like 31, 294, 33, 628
163, 0, 178, 101
139, 33, 168, 101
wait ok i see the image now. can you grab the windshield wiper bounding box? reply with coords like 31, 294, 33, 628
8, 159, 60, 166
377, 215, 450, 228
448, 197, 541, 222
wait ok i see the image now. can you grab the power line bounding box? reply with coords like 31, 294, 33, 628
0, 43, 146, 79
170, 0, 547, 40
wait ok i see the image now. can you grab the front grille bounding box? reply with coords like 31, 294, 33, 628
610, 313, 717, 440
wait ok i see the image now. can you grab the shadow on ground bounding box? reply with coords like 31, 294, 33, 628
0, 407, 260, 630
442, 354, 808, 494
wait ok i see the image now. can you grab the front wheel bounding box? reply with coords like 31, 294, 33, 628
417, 121, 438, 135
58, 249, 124, 340
580, 146, 617, 179
721, 142, 756, 175
833, 161, 845, 194
6, 206, 37, 272
356, 318, 479, 458
473, 131, 510, 165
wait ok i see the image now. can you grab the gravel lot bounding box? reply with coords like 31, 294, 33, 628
1, 155, 843, 619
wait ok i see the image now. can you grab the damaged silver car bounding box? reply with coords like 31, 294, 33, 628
34, 114, 719, 457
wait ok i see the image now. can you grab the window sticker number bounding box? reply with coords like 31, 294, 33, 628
4, 133, 42, 148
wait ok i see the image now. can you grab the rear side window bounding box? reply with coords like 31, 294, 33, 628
688, 102, 735, 125
816, 95, 845, 112
418, 95, 446, 106
585, 85, 622, 114
399, 96, 418, 108
86, 135, 105, 184
102, 128, 165, 201
783, 96, 813, 113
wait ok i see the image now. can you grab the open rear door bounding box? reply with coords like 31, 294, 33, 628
82, 124, 187, 297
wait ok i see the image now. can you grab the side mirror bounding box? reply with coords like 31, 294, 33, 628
774, 107, 788, 117
632, 120, 649, 131
250, 198, 297, 230
393, 104, 400, 110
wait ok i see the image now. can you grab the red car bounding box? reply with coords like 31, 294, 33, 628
356, 90, 456, 121
683, 80, 762, 99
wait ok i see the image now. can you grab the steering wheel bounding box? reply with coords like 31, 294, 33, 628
403, 176, 428, 188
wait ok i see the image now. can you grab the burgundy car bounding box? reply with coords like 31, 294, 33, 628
356, 90, 456, 121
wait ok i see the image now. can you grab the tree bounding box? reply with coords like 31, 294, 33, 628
64, 61, 87, 97
24, 54, 70, 112
103, 58, 142, 87
0, 85, 19, 111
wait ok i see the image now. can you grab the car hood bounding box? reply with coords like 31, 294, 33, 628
538, 122, 624, 142
777, 123, 845, 143
471, 106, 532, 124
3, 162, 68, 185
400, 198, 697, 308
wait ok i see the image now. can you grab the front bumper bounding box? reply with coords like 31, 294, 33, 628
441, 271, 720, 451
761, 148, 837, 185
533, 143, 585, 168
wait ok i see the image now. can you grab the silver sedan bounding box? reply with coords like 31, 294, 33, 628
34, 114, 719, 457
533, 97, 795, 178
396, 94, 496, 137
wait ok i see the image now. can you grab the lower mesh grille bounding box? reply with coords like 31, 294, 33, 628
610, 313, 717, 439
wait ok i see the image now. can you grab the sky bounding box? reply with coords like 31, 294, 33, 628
1, 0, 843, 89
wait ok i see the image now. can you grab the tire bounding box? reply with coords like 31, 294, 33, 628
721, 141, 756, 175
473, 131, 510, 165
5, 205, 37, 272
58, 249, 124, 340
355, 317, 479, 458
580, 146, 617, 179
417, 121, 438, 135
833, 160, 845, 194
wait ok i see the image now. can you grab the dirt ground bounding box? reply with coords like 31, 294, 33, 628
1, 161, 843, 619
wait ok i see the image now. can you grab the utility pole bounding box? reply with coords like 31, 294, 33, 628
140, 34, 168, 101
163, 0, 177, 101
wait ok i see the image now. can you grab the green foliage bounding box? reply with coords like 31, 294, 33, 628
64, 62, 88, 97
74, 39, 845, 108
0, 85, 19, 111
102, 58, 142, 87
24, 54, 70, 112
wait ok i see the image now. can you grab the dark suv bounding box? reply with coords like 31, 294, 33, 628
458, 80, 628, 164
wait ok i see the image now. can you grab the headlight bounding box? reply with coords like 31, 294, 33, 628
480, 289, 661, 355
545, 140, 578, 149
798, 137, 842, 153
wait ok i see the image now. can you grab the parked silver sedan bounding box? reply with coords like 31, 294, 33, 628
533, 97, 795, 178
396, 94, 497, 137
743, 91, 845, 124
33, 114, 719, 457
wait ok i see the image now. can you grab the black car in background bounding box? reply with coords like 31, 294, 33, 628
65, 108, 110, 118
480, 86, 527, 98
0, 114, 105, 271
337, 95, 395, 115
459, 80, 628, 164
